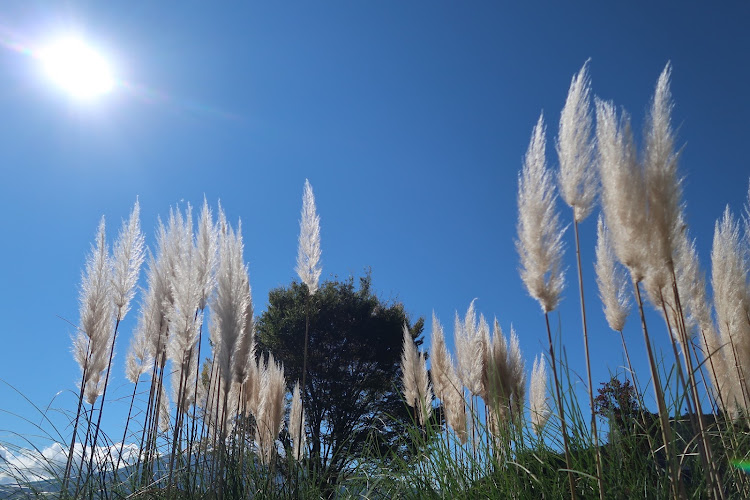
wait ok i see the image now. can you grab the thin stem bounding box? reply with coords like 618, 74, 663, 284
84, 316, 123, 490
668, 270, 724, 500
73, 404, 93, 497
167, 352, 190, 495
62, 354, 89, 493
113, 379, 139, 478
298, 291, 311, 460
572, 219, 604, 500
186, 314, 205, 495
544, 312, 577, 500
633, 280, 685, 500
195, 356, 218, 494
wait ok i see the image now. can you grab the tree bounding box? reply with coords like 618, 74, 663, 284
594, 376, 640, 433
255, 271, 425, 488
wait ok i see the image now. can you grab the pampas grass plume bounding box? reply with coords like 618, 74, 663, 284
111, 200, 145, 320
429, 313, 467, 441
213, 221, 250, 397
595, 99, 649, 281
530, 355, 551, 434
508, 326, 526, 420
400, 323, 419, 409
257, 354, 286, 465
454, 301, 484, 397
296, 179, 322, 295
290, 381, 306, 460
76, 217, 115, 405
517, 113, 566, 312
595, 216, 630, 332
196, 198, 218, 310
711, 207, 750, 411
557, 60, 597, 223
644, 63, 683, 275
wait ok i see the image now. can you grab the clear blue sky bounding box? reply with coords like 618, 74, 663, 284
0, 1, 748, 452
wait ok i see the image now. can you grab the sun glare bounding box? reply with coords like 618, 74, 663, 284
40, 38, 114, 99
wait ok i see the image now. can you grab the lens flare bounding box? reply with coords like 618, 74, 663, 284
732, 460, 750, 474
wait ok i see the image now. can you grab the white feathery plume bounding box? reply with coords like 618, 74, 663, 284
76, 218, 115, 405
401, 323, 433, 425
640, 65, 685, 313
165, 206, 205, 408
443, 381, 468, 444
400, 324, 419, 409
158, 383, 171, 433
454, 301, 484, 396
140, 255, 171, 361
452, 313, 465, 390
244, 355, 262, 419
231, 268, 254, 385
483, 318, 510, 414
517, 114, 566, 312
213, 222, 251, 398
530, 355, 551, 434
111, 200, 145, 321
476, 314, 491, 402
141, 211, 187, 362
557, 60, 597, 222
257, 354, 286, 466
644, 63, 683, 276
508, 326, 526, 420
675, 230, 709, 333
125, 324, 152, 383
415, 352, 433, 426
196, 198, 218, 311
165, 205, 198, 355
428, 313, 449, 401
296, 179, 322, 294
156, 209, 184, 308
290, 381, 306, 460
675, 234, 729, 405
595, 99, 649, 281
595, 216, 631, 332
711, 207, 750, 411
428, 314, 466, 441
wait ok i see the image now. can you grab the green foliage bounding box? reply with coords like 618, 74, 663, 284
594, 375, 639, 431
255, 271, 425, 489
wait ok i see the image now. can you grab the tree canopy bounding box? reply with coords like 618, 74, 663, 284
255, 272, 425, 486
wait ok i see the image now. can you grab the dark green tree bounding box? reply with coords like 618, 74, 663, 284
594, 376, 640, 432
255, 272, 426, 489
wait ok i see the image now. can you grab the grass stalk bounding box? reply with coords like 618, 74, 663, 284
544, 312, 577, 500
166, 353, 189, 495
668, 272, 725, 499
62, 354, 89, 494
298, 292, 311, 461
185, 317, 205, 495
572, 219, 605, 500
632, 279, 685, 500
113, 377, 139, 478
84, 316, 123, 493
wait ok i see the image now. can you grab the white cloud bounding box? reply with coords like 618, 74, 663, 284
0, 442, 141, 487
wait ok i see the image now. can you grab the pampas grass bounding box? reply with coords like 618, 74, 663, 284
401, 323, 433, 427
295, 179, 321, 471
517, 112, 576, 498
529, 355, 550, 434
8, 62, 750, 500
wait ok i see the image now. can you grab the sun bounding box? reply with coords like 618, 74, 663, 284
40, 38, 114, 99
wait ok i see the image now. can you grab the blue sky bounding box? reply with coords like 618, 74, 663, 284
0, 1, 748, 455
